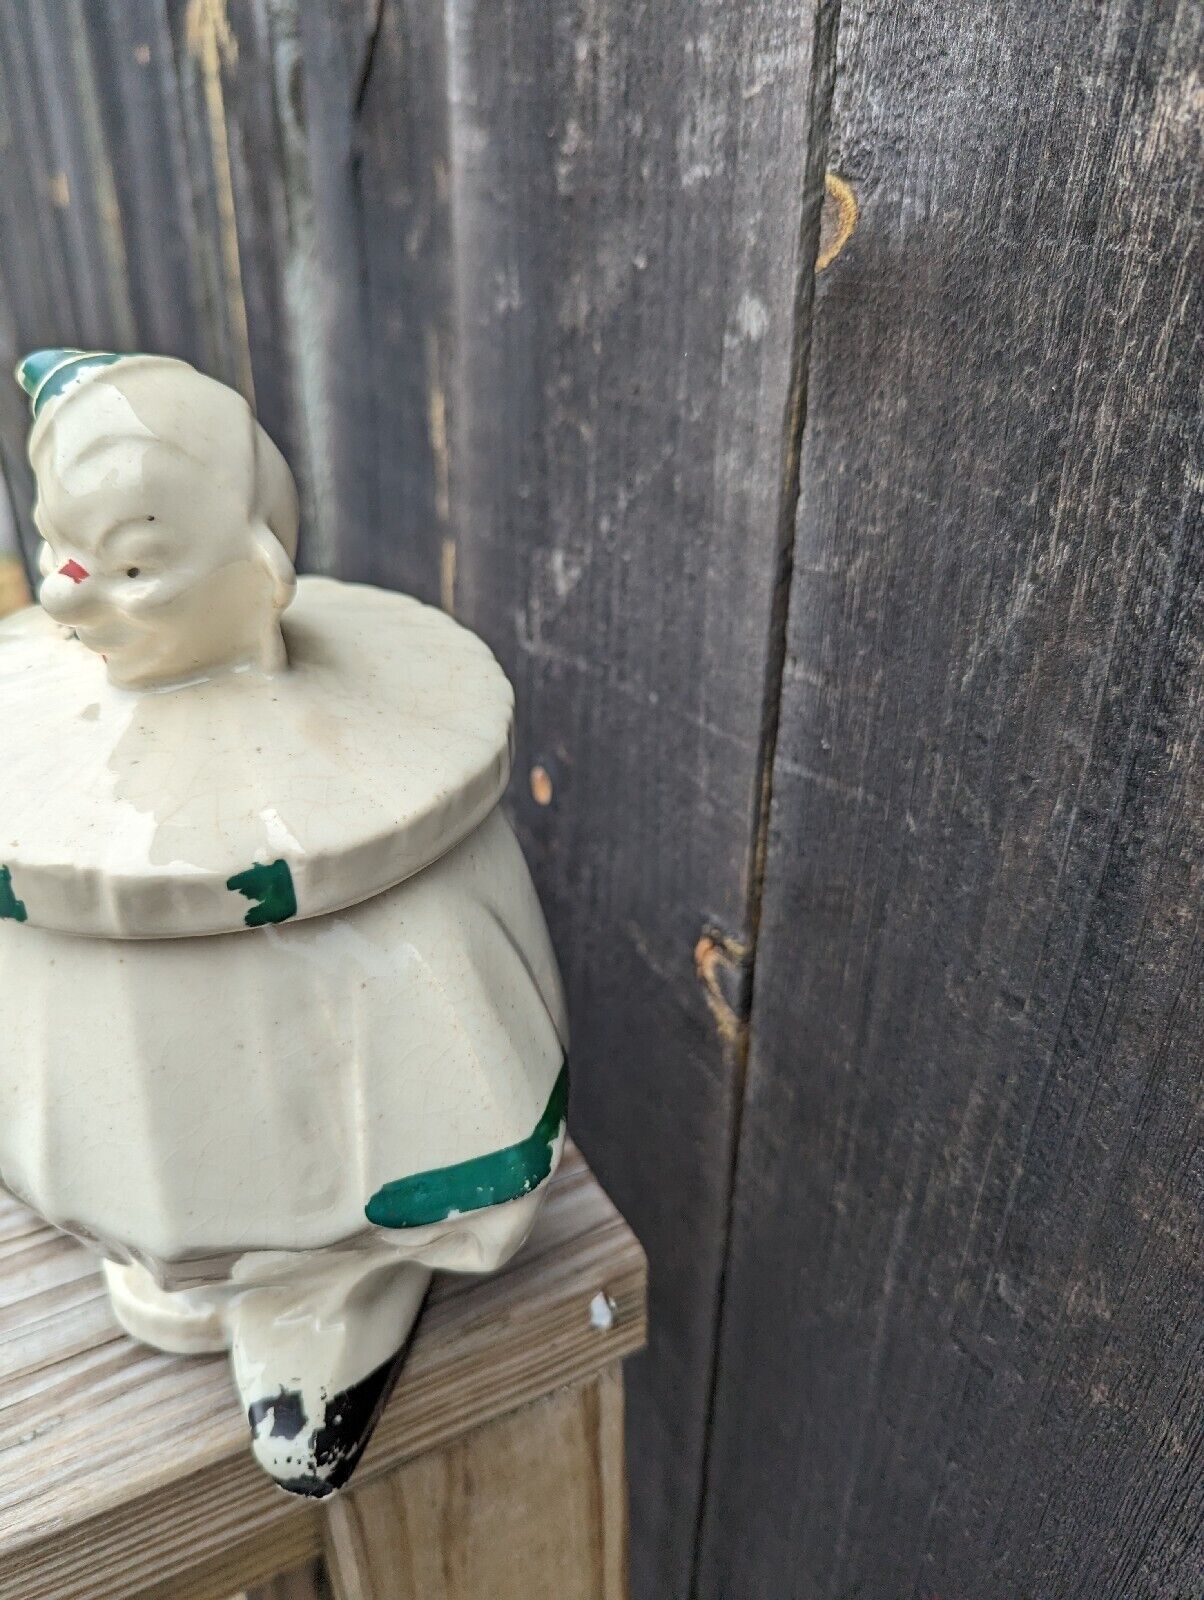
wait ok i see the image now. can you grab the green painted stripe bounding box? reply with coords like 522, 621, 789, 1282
365, 1062, 569, 1229
0, 865, 26, 923
16, 349, 126, 416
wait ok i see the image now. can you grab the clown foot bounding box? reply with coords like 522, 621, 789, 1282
106, 1253, 431, 1496
229, 1256, 432, 1496
102, 1187, 550, 1495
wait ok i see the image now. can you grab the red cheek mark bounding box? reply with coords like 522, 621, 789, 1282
58, 559, 89, 584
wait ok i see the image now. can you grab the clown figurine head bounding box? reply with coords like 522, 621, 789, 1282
18, 349, 299, 690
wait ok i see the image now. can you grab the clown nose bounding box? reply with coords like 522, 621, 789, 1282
58, 559, 89, 584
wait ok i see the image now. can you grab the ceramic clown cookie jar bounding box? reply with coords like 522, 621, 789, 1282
0, 349, 568, 1497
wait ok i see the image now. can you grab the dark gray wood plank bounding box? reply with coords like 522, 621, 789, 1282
254, 0, 384, 577
371, 5, 835, 1593
698, 2, 1203, 1597
352, 0, 459, 599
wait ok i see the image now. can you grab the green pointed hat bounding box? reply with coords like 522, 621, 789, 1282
15, 348, 126, 419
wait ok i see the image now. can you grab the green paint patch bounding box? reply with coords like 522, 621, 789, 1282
227, 859, 297, 926
366, 1062, 569, 1229
16, 348, 127, 417
0, 866, 26, 923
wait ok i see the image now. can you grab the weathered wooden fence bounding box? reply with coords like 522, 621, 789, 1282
0, 3, 1198, 1596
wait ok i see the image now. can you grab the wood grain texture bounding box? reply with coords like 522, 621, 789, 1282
697, 3, 1203, 1598
349, 0, 459, 600
322, 1368, 628, 1600
399, 5, 836, 1590
0, 1146, 646, 1600
144, 1526, 322, 1600
243, 1558, 331, 1600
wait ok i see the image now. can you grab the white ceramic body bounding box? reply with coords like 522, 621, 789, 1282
0, 806, 566, 1281
3, 349, 568, 1494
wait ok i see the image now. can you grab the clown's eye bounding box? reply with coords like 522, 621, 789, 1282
126, 568, 141, 578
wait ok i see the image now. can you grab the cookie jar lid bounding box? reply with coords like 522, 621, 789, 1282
0, 350, 513, 939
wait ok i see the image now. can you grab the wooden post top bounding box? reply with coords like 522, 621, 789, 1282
0, 1147, 646, 1600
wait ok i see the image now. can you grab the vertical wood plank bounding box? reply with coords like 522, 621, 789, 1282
255, 0, 383, 577
352, 0, 459, 598
322, 1368, 628, 1600
698, 2, 1203, 1598
385, 6, 837, 1590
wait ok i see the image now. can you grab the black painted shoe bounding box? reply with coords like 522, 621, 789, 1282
226, 1255, 432, 1497
247, 1351, 406, 1496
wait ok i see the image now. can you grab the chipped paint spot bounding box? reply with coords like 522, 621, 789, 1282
589, 1291, 617, 1331
133, 42, 152, 66
817, 173, 859, 273
247, 1354, 401, 1498
549, 548, 583, 600
736, 291, 768, 341
48, 171, 70, 209
426, 327, 450, 524
530, 764, 554, 806
694, 930, 752, 1051
677, 74, 726, 190
249, 1386, 308, 1440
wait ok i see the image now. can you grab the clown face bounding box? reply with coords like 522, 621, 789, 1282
24, 352, 298, 691
36, 444, 284, 688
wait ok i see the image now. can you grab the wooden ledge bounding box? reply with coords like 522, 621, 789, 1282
0, 1146, 646, 1600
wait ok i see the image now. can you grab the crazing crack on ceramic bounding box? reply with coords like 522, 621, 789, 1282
0, 349, 568, 1496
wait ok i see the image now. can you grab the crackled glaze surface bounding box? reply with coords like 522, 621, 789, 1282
0, 807, 566, 1268
0, 577, 514, 937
